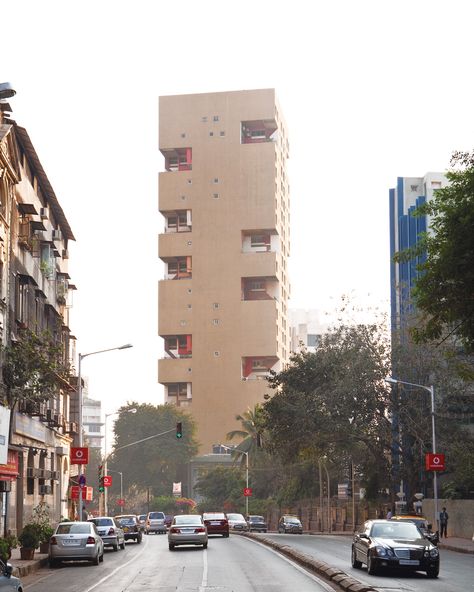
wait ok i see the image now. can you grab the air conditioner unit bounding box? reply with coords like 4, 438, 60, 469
54, 413, 63, 427
26, 467, 35, 478
55, 446, 68, 456
39, 485, 52, 495
37, 469, 46, 479
0, 481, 11, 492
52, 229, 62, 242
40, 207, 49, 219
42, 470, 52, 480
51, 471, 60, 481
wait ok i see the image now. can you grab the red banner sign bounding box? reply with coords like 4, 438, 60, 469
70, 485, 93, 500
103, 475, 112, 487
425, 453, 445, 471
117, 498, 125, 506
71, 447, 89, 465
0, 450, 19, 480
243, 487, 253, 497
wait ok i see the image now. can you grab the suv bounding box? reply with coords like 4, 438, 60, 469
115, 514, 143, 543
146, 511, 167, 534
278, 515, 303, 534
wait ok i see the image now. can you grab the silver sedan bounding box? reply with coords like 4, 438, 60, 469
168, 515, 208, 550
49, 521, 104, 567
0, 561, 23, 591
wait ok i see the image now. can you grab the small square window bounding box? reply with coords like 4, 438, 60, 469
187, 304, 192, 309
201, 116, 208, 122
188, 289, 192, 294
220, 131, 225, 137
180, 195, 186, 200
212, 319, 219, 325
181, 133, 186, 138
214, 351, 220, 357
187, 367, 192, 373
213, 193, 219, 199
187, 179, 192, 185
180, 320, 187, 326
209, 132, 214, 137
213, 115, 219, 122
213, 303, 219, 309
213, 178, 219, 184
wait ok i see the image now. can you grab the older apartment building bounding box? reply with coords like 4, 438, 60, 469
158, 89, 290, 452
0, 93, 77, 533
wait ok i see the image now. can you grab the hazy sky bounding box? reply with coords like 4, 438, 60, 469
2, 0, 474, 422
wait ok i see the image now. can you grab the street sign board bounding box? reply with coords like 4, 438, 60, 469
71, 447, 89, 465
103, 475, 113, 487
243, 487, 252, 497
425, 453, 445, 471
71, 485, 93, 500
79, 474, 87, 488
117, 498, 125, 506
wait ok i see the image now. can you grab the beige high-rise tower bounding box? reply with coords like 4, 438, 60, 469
158, 89, 290, 453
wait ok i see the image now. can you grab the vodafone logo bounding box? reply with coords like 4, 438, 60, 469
425, 453, 445, 471
71, 447, 89, 465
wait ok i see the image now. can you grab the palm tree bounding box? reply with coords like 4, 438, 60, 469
226, 404, 265, 465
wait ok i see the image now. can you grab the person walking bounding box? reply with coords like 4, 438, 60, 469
439, 507, 449, 538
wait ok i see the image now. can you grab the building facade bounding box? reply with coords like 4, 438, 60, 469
0, 93, 77, 533
83, 395, 103, 449
289, 309, 328, 353
158, 89, 290, 452
389, 173, 448, 332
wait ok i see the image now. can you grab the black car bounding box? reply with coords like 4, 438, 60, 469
247, 515, 268, 532
351, 519, 439, 578
115, 514, 143, 543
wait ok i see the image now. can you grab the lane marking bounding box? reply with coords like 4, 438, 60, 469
198, 547, 208, 591
242, 536, 337, 592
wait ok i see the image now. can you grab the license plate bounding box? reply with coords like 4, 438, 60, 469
399, 559, 419, 565
123, 527, 129, 532
211, 521, 221, 525
63, 540, 80, 546
181, 528, 194, 533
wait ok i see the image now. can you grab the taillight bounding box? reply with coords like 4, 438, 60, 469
170, 527, 180, 534
86, 536, 95, 544
195, 527, 205, 533
50, 536, 57, 545
108, 528, 115, 535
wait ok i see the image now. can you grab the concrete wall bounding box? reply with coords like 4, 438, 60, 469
422, 499, 474, 539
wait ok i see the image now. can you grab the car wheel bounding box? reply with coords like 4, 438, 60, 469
351, 546, 362, 569
113, 540, 119, 552
367, 553, 378, 575
203, 542, 208, 549
223, 533, 229, 538
99, 552, 104, 563
137, 534, 142, 544
169, 543, 175, 551
92, 553, 100, 566
426, 566, 439, 578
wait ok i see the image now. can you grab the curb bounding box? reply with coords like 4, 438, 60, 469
237, 532, 378, 592
438, 542, 474, 555
10, 554, 49, 579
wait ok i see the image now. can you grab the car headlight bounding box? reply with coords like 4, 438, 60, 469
430, 548, 439, 558
375, 546, 387, 556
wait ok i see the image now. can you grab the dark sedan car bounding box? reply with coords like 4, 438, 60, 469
247, 515, 267, 532
202, 512, 229, 537
351, 519, 439, 578
278, 515, 303, 534
115, 515, 142, 543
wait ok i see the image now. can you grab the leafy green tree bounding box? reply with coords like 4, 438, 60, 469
263, 322, 392, 497
109, 403, 198, 497
194, 466, 244, 512
395, 150, 474, 352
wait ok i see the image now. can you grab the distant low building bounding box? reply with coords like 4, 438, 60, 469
289, 309, 327, 353
83, 396, 103, 449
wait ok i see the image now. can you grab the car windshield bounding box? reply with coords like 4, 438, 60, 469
175, 515, 202, 525
117, 517, 135, 524
395, 518, 428, 529
249, 516, 264, 521
57, 523, 91, 534
371, 522, 421, 539
149, 512, 164, 519
203, 513, 225, 519
89, 518, 113, 527
139, 515, 146, 520
285, 517, 301, 524
227, 514, 245, 521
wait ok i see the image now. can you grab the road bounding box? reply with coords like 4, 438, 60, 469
258, 533, 474, 592
22, 533, 337, 592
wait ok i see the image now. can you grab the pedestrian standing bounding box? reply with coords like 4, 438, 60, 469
439, 507, 448, 538
386, 508, 393, 520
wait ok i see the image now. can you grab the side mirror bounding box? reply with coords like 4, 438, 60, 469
358, 533, 369, 539
3, 563, 13, 578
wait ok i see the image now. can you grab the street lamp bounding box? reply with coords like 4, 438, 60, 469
104, 408, 136, 515
219, 444, 249, 516
385, 376, 438, 527
76, 343, 132, 521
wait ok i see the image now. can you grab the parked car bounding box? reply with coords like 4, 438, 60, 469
202, 512, 229, 537
226, 513, 249, 531
115, 514, 143, 543
146, 511, 167, 534
351, 519, 440, 577
0, 560, 24, 590
278, 515, 303, 534
88, 517, 125, 551
246, 515, 268, 532
168, 514, 208, 550
49, 521, 104, 567
390, 515, 439, 545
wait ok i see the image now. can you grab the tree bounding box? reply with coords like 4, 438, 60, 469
109, 403, 198, 497
226, 403, 266, 462
263, 322, 393, 497
395, 150, 474, 352
194, 466, 245, 512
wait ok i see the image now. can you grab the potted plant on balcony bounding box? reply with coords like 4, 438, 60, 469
18, 523, 41, 560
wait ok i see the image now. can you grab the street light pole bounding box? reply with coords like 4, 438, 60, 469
219, 444, 249, 516
76, 344, 132, 521
385, 377, 438, 527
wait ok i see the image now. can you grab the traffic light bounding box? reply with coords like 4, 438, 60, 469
176, 422, 183, 439
346, 481, 352, 498
98, 476, 105, 493
98, 464, 103, 479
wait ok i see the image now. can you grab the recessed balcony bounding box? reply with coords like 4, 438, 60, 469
241, 120, 278, 144
161, 147, 192, 172
164, 335, 192, 359
242, 356, 279, 380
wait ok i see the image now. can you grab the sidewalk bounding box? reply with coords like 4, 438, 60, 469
7, 548, 49, 578
438, 536, 474, 554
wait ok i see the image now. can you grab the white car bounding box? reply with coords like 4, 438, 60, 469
0, 561, 23, 591
88, 517, 125, 551
49, 521, 104, 567
226, 513, 249, 531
